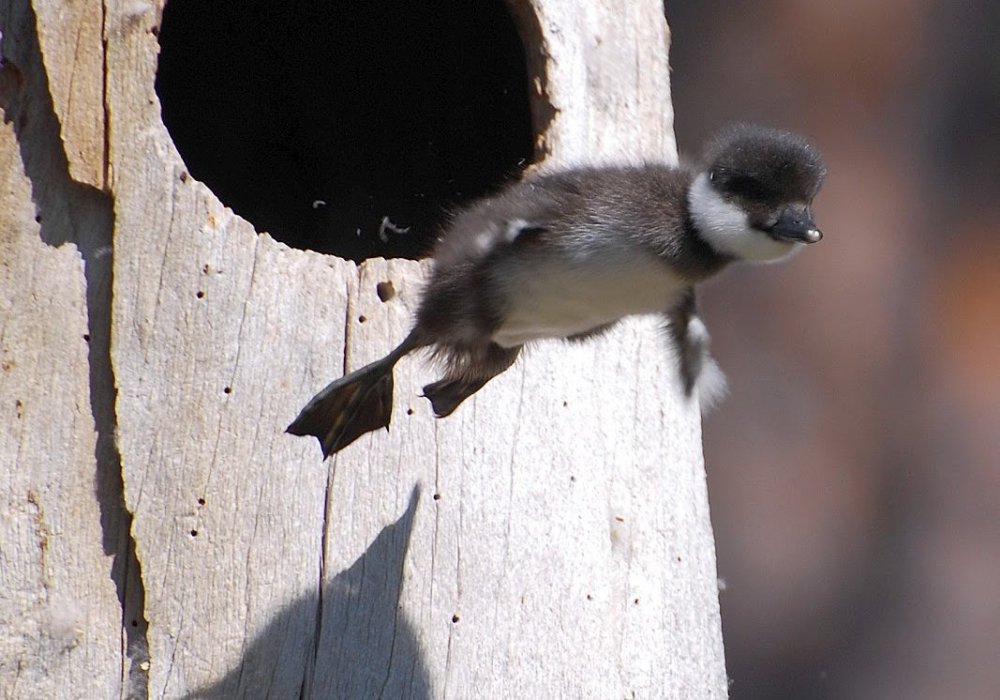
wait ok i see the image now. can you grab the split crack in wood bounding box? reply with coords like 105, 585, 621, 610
0, 6, 149, 694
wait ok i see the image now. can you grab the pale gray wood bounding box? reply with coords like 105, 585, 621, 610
514, 0, 678, 168
0, 0, 728, 697
31, 0, 105, 189
0, 133, 121, 700
0, 3, 124, 696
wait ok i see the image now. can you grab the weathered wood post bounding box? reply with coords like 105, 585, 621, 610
1, 0, 727, 697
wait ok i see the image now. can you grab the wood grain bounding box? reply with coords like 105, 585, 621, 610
0, 3, 122, 695
0, 0, 727, 696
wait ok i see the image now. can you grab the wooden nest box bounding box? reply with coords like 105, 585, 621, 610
0, 0, 726, 696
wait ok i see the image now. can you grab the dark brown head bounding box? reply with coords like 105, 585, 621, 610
689, 124, 827, 262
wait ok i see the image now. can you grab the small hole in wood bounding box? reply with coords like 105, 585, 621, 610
358, 315, 367, 324
197, 498, 206, 506
195, 290, 204, 299
83, 334, 91, 342
190, 529, 198, 537
451, 614, 460, 624
406, 407, 414, 416
376, 280, 396, 302
433, 493, 441, 501
223, 386, 232, 394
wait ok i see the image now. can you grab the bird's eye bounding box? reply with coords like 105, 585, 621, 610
725, 176, 770, 200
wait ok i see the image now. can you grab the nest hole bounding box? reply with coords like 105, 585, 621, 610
155, 0, 538, 261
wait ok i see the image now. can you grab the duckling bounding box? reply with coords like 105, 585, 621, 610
288, 123, 826, 457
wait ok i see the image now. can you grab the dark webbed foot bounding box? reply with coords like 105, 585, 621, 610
287, 362, 396, 457
287, 333, 421, 458
421, 377, 490, 418
422, 342, 521, 418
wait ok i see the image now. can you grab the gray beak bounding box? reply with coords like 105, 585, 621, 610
768, 205, 822, 244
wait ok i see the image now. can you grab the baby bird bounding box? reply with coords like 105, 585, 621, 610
288, 123, 827, 458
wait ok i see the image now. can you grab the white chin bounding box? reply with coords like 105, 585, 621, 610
688, 173, 804, 262
743, 237, 804, 263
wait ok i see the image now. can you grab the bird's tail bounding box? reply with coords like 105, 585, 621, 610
287, 333, 420, 458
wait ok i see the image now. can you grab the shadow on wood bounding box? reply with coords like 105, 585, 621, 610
184, 485, 430, 699
0, 1, 149, 693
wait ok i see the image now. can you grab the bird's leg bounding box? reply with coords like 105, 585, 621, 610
287, 331, 424, 458
664, 288, 727, 409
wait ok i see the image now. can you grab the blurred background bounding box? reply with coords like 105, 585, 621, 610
156, 0, 999, 696
669, 1, 1000, 697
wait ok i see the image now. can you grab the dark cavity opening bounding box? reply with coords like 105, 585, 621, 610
155, 0, 536, 261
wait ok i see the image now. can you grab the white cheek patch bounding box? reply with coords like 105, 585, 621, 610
688, 173, 800, 263
688, 174, 748, 236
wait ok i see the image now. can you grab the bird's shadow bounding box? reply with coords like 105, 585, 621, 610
184, 484, 431, 700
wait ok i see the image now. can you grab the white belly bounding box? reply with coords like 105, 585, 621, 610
491, 254, 683, 347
